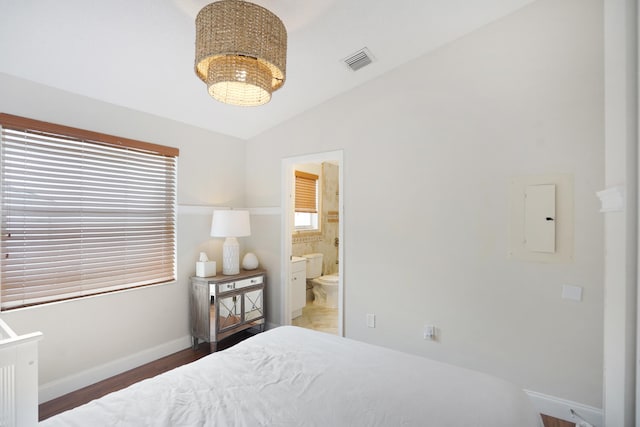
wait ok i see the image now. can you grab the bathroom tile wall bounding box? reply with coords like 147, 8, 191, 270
292, 161, 339, 276
319, 162, 339, 275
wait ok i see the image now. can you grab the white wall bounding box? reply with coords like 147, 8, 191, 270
246, 0, 604, 408
0, 73, 247, 400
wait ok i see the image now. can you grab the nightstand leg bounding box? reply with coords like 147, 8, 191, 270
210, 341, 218, 352
192, 337, 199, 350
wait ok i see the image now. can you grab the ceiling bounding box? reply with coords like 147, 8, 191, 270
0, 0, 534, 140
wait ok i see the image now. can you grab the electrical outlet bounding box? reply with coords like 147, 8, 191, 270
366, 313, 376, 328
424, 324, 435, 340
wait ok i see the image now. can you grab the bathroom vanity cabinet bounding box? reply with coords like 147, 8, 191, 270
291, 257, 306, 318
190, 269, 266, 352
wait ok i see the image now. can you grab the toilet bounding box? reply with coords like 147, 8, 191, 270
302, 253, 339, 309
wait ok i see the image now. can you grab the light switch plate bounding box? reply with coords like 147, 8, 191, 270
423, 324, 435, 340
562, 285, 583, 302
366, 313, 375, 328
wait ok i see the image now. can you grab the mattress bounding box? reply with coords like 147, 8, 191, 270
41, 326, 542, 426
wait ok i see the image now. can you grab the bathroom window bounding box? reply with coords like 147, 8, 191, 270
294, 170, 319, 231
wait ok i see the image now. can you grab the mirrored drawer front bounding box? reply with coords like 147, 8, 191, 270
217, 275, 264, 293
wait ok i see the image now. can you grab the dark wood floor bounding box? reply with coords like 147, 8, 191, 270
39, 331, 574, 427
38, 331, 253, 421
540, 414, 576, 427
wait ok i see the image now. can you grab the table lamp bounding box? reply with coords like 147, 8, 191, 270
211, 209, 251, 275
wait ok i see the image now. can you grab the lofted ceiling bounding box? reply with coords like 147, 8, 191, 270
0, 0, 535, 140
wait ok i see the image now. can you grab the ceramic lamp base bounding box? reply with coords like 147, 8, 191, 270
222, 237, 240, 275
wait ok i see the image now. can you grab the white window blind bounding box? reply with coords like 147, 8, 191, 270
0, 114, 178, 310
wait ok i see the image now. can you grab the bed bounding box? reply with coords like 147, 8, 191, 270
40, 326, 542, 426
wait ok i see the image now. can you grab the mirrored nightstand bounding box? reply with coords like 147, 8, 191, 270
190, 269, 266, 351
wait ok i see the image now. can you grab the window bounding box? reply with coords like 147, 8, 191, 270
294, 170, 319, 230
0, 113, 179, 310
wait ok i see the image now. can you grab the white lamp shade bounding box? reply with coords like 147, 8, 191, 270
211, 210, 251, 237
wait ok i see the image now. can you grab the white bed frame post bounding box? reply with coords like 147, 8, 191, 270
0, 318, 43, 427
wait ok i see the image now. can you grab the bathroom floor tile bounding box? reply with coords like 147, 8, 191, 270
292, 302, 338, 335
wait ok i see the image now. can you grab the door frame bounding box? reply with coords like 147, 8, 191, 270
280, 150, 344, 336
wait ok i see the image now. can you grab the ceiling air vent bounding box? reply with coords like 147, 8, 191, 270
343, 47, 375, 71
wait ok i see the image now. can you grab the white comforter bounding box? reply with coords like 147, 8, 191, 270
41, 326, 542, 426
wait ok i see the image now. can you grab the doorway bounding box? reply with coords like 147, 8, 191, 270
281, 150, 344, 336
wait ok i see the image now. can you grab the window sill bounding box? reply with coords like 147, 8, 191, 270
2, 280, 178, 313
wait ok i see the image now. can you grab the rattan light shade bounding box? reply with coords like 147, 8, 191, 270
195, 0, 287, 106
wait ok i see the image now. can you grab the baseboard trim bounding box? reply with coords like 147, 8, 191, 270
39, 335, 192, 403
525, 390, 603, 427
265, 321, 279, 330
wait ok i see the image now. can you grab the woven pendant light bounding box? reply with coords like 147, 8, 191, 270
195, 0, 287, 107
